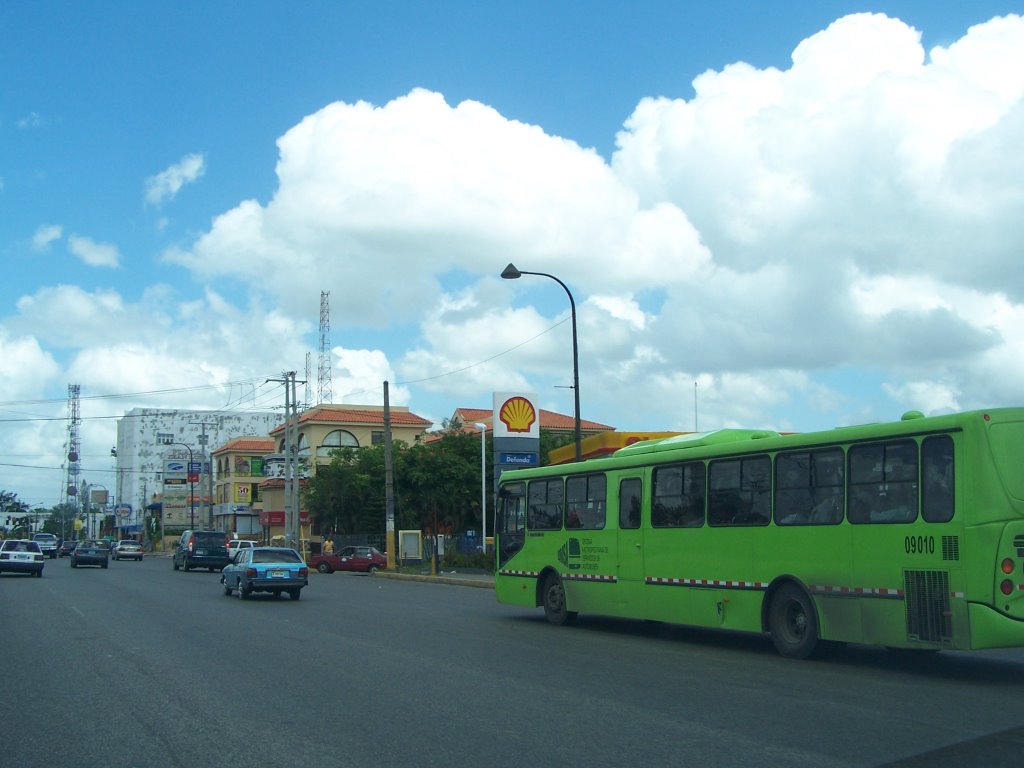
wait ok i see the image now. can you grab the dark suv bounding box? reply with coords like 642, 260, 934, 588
173, 530, 230, 572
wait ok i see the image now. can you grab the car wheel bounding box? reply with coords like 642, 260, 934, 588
101, 560, 108, 569
71, 560, 77, 568
35, 570, 43, 578
271, 590, 282, 598
288, 588, 301, 601
182, 557, 190, 572
368, 564, 380, 574
222, 579, 232, 596
238, 582, 250, 600
316, 562, 331, 574
173, 558, 179, 571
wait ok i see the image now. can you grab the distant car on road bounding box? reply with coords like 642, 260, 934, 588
307, 545, 387, 574
0, 539, 45, 577
220, 547, 308, 600
32, 532, 59, 559
71, 540, 110, 569
227, 539, 256, 561
58, 540, 77, 557
112, 540, 143, 561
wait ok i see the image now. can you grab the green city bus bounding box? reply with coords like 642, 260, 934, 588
494, 408, 1024, 658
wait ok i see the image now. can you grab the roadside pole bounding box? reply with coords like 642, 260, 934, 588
383, 381, 396, 570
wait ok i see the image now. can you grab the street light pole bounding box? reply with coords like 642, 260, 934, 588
158, 435, 195, 529
474, 423, 487, 552
501, 263, 582, 462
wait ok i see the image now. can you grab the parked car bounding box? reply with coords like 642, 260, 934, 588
0, 539, 45, 577
58, 540, 77, 557
220, 547, 308, 600
173, 530, 230, 572
71, 540, 110, 569
31, 532, 59, 559
227, 539, 256, 561
112, 540, 143, 561
307, 545, 387, 574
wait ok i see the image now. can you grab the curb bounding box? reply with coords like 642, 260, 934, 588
373, 571, 494, 589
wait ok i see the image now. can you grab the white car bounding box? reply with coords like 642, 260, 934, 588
112, 539, 144, 561
227, 539, 256, 561
0, 539, 45, 577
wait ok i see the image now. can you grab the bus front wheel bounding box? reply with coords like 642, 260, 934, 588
769, 584, 818, 659
541, 573, 577, 626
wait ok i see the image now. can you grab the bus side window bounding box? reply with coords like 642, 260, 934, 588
528, 479, 564, 530
709, 456, 770, 526
652, 463, 705, 527
922, 435, 954, 523
848, 440, 918, 524
775, 449, 844, 526
567, 474, 607, 530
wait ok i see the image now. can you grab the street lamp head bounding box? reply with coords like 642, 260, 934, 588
500, 263, 522, 280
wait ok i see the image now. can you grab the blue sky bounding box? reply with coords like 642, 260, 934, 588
2, 1, 1023, 507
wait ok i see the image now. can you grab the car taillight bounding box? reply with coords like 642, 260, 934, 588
188, 535, 194, 553
1000, 579, 1014, 596
298, 567, 308, 578
1001, 558, 1015, 575
34, 554, 44, 562
246, 568, 258, 578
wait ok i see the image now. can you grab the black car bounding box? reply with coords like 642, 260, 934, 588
71, 540, 109, 569
58, 540, 77, 557
173, 530, 230, 572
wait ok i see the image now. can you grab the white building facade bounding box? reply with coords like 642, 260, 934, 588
114, 408, 281, 535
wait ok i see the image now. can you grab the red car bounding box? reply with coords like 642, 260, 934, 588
308, 545, 386, 574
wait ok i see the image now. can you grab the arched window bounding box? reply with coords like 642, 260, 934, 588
317, 429, 359, 456
297, 433, 310, 459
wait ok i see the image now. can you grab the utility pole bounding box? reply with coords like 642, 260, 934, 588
290, 372, 301, 551
191, 419, 218, 529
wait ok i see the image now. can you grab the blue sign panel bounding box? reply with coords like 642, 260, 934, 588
499, 452, 538, 467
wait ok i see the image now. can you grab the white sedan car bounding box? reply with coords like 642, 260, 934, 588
0, 539, 45, 577
112, 540, 144, 561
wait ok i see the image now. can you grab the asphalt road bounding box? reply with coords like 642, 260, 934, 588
3, 555, 1024, 768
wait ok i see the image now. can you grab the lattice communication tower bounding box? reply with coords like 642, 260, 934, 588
64, 384, 82, 511
318, 290, 333, 404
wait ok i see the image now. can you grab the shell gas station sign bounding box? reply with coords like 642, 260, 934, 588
493, 392, 540, 439
492, 392, 540, 470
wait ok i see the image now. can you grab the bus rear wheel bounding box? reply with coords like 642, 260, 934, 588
541, 573, 577, 626
769, 584, 818, 659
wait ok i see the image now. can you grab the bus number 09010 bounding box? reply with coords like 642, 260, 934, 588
905, 535, 935, 555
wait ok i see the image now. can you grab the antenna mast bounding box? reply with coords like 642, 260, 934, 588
318, 290, 333, 404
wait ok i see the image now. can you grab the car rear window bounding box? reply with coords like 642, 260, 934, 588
193, 533, 226, 547
253, 549, 302, 564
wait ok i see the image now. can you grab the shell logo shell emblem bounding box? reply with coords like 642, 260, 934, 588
499, 396, 536, 433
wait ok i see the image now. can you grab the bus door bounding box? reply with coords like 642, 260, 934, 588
616, 476, 646, 613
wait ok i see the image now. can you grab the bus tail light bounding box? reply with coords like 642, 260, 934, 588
1000, 579, 1014, 596
1001, 558, 1015, 575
